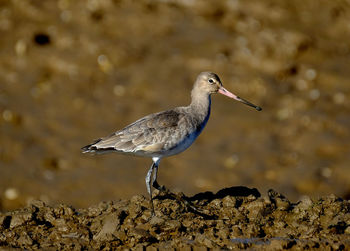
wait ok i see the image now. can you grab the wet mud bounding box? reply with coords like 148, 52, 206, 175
1, 188, 350, 250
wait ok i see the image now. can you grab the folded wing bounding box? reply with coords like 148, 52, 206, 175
81, 110, 183, 155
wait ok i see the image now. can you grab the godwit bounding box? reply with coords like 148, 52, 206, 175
82, 72, 261, 212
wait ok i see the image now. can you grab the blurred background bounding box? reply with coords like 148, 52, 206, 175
1, 0, 350, 211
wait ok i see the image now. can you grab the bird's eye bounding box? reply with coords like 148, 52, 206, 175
208, 78, 214, 84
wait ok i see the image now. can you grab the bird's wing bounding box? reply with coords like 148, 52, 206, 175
82, 109, 186, 154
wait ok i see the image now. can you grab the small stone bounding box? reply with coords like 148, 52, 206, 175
297, 196, 313, 210
296, 79, 308, 90
163, 220, 181, 231
305, 69, 317, 80
268, 189, 291, 210
0, 215, 7, 229
224, 155, 239, 169
208, 199, 222, 208
29, 200, 46, 208
344, 226, 350, 234
17, 232, 33, 246
182, 219, 192, 228
149, 216, 165, 226
15, 39, 27, 56
246, 199, 265, 219
114, 85, 126, 97
60, 10, 72, 22
222, 196, 236, 208
146, 246, 158, 251
277, 108, 292, 120
44, 210, 56, 224
4, 188, 18, 200
130, 195, 145, 204
97, 54, 113, 73
333, 92, 345, 104
130, 228, 152, 241
10, 211, 33, 229
216, 227, 229, 240
321, 167, 332, 178
309, 89, 320, 100
93, 213, 120, 241
53, 219, 68, 232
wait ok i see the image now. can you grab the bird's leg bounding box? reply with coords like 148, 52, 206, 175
147, 159, 204, 216
149, 157, 163, 191
145, 162, 156, 215
151, 162, 166, 192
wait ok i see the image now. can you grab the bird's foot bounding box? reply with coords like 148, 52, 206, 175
150, 184, 215, 219
152, 180, 167, 192
174, 192, 204, 213
157, 189, 209, 215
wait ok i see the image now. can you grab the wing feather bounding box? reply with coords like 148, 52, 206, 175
81, 109, 185, 155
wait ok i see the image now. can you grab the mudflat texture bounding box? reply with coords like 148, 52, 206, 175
1, 189, 349, 250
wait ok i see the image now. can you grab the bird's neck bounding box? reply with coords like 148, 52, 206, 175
189, 89, 211, 122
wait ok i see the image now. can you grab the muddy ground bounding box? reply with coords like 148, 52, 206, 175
1, 188, 350, 250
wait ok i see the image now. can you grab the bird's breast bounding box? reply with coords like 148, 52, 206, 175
161, 130, 200, 157
162, 109, 211, 157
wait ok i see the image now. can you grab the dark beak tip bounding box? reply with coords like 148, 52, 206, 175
256, 106, 262, 111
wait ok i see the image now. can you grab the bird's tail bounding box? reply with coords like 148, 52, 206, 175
81, 138, 102, 153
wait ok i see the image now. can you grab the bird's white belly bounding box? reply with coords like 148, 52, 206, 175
162, 131, 199, 157
162, 109, 210, 158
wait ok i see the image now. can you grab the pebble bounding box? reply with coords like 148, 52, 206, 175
4, 188, 19, 200
305, 69, 317, 80
10, 211, 32, 229
2, 110, 14, 122
309, 89, 320, 100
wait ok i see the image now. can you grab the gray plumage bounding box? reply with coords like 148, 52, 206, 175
82, 72, 219, 158
82, 108, 208, 157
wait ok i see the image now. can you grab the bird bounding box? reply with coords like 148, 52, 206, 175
82, 72, 261, 213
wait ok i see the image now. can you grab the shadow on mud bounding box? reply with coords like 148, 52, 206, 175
154, 186, 261, 219
188, 186, 261, 202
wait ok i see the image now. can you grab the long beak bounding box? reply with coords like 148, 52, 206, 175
218, 87, 262, 111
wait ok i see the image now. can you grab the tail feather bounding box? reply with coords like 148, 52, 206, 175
81, 138, 102, 153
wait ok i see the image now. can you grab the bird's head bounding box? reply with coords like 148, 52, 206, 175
194, 71, 262, 111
